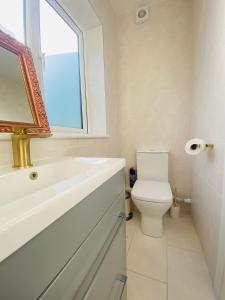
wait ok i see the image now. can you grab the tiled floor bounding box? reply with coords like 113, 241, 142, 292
126, 210, 217, 300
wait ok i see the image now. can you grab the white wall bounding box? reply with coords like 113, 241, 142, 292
117, 0, 193, 197
0, 0, 120, 167
84, 26, 107, 135
191, 0, 225, 283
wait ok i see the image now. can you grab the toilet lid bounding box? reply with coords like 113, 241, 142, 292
131, 180, 172, 203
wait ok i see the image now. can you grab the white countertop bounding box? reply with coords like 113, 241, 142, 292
0, 157, 125, 262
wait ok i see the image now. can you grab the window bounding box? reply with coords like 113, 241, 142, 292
0, 0, 107, 137
39, 0, 85, 130
0, 0, 25, 43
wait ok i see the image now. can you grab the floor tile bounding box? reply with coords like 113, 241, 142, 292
165, 212, 202, 251
168, 246, 216, 300
127, 271, 167, 300
127, 230, 167, 282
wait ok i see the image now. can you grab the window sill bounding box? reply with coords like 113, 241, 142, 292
0, 133, 109, 140
50, 133, 109, 139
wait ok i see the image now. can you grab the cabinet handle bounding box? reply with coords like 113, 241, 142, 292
113, 275, 127, 300
75, 213, 125, 299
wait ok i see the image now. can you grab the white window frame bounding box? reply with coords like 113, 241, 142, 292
25, 0, 88, 135
0, 0, 108, 140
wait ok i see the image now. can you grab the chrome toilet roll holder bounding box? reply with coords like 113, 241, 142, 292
185, 139, 214, 155
190, 143, 214, 151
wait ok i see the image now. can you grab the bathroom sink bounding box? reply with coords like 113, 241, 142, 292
0, 157, 125, 262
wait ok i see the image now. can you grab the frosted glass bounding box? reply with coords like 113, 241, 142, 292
40, 0, 83, 129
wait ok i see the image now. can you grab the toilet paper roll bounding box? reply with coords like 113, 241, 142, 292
185, 138, 206, 155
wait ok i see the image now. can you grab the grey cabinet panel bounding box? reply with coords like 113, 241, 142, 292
83, 220, 126, 300
0, 171, 124, 300
39, 193, 124, 300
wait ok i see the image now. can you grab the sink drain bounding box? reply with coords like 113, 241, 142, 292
29, 172, 38, 181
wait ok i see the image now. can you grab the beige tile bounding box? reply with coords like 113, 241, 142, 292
127, 271, 167, 300
164, 213, 202, 251
127, 230, 167, 282
168, 247, 216, 300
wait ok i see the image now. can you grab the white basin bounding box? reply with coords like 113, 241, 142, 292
0, 157, 125, 262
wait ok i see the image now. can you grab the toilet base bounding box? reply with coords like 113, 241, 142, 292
141, 215, 163, 237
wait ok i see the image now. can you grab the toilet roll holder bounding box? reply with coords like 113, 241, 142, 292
190, 143, 214, 151
185, 138, 214, 156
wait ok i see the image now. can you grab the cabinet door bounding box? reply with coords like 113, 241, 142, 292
83, 220, 126, 300
39, 194, 125, 300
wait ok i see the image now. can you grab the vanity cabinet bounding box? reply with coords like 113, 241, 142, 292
0, 170, 127, 300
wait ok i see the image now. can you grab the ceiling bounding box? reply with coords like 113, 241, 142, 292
109, 0, 167, 16
59, 0, 101, 30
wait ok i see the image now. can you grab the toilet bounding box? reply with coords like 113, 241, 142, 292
131, 151, 172, 237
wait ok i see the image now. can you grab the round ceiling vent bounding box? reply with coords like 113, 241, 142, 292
136, 6, 149, 24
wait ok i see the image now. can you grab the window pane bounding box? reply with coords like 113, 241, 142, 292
0, 0, 25, 43
40, 0, 83, 129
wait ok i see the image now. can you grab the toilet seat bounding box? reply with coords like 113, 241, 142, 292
132, 180, 172, 203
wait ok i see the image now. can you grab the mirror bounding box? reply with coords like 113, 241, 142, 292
0, 46, 33, 123
0, 31, 50, 133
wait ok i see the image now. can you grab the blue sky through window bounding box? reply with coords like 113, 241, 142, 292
0, 0, 25, 43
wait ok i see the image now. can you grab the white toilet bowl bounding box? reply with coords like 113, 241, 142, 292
132, 180, 172, 237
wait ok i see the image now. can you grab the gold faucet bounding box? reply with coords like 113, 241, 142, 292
11, 127, 52, 168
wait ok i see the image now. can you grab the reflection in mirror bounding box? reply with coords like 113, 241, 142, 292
0, 46, 33, 123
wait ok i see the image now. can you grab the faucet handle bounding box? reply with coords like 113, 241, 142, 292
12, 126, 28, 135
12, 126, 52, 138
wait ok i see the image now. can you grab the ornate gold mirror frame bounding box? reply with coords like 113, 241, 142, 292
0, 31, 50, 134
